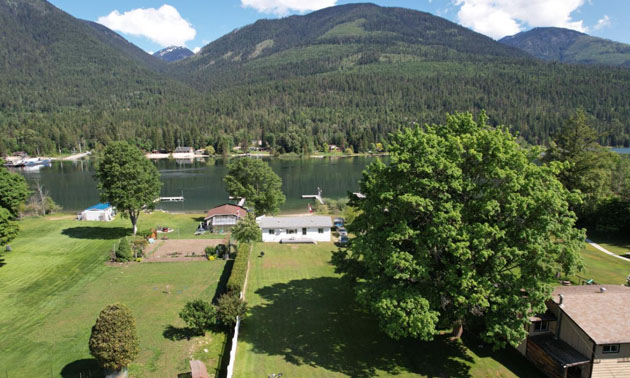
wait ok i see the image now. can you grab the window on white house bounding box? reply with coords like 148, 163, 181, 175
287, 229, 296, 234
603, 344, 620, 354
269, 229, 275, 235
318, 228, 324, 234
534, 321, 549, 332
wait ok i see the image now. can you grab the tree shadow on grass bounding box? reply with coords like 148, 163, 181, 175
241, 277, 474, 378
163, 325, 199, 341
0, 255, 5, 268
62, 227, 130, 240
462, 335, 544, 377
60, 358, 103, 378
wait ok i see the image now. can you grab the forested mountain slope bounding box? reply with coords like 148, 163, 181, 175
500, 27, 630, 66
2, 1, 630, 155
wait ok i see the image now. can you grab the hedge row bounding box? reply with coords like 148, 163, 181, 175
226, 243, 251, 295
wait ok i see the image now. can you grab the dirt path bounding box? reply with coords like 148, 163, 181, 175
63, 152, 90, 161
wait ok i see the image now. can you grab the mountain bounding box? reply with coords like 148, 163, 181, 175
3, 1, 630, 155
499, 27, 630, 66
154, 46, 194, 62
174, 3, 529, 88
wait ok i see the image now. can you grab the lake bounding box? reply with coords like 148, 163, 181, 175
16, 157, 385, 213
611, 147, 630, 154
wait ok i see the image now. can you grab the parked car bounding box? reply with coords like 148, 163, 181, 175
333, 217, 345, 229
337, 227, 348, 236
339, 235, 349, 245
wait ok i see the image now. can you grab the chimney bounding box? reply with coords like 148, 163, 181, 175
558, 294, 564, 306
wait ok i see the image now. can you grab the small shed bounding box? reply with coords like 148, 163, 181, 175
80, 203, 114, 221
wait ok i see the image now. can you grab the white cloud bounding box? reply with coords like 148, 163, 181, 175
241, 0, 337, 15
454, 0, 586, 39
98, 5, 196, 47
193, 47, 201, 54
593, 15, 611, 31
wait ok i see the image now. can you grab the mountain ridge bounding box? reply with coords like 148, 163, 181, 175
500, 27, 630, 66
154, 46, 194, 62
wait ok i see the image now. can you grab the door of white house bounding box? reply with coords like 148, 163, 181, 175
302, 228, 307, 235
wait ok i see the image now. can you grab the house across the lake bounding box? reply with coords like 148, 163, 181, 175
204, 204, 247, 233
518, 285, 630, 378
174, 146, 194, 154
258, 216, 332, 243
79, 203, 114, 221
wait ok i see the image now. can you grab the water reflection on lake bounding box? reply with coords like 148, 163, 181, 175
16, 157, 385, 213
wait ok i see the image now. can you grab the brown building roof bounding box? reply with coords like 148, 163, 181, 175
204, 204, 246, 220
551, 285, 630, 344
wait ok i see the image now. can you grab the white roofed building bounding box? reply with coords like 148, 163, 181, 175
258, 216, 332, 243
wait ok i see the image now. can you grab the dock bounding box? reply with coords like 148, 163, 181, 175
155, 192, 184, 203
158, 196, 184, 202
302, 187, 325, 205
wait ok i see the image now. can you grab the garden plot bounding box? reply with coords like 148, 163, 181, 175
146, 239, 227, 262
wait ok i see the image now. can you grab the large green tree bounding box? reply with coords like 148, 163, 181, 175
0, 161, 29, 247
96, 142, 162, 235
89, 303, 139, 373
543, 109, 615, 207
0, 163, 30, 218
332, 113, 584, 348
223, 158, 285, 215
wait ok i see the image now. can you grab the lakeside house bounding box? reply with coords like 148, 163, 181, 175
79, 203, 114, 221
518, 285, 630, 378
174, 146, 194, 154
258, 216, 332, 243
204, 204, 247, 233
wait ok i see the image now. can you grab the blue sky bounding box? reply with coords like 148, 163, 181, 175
49, 0, 630, 53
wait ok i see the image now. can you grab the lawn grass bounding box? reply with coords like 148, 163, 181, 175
0, 213, 228, 378
234, 243, 543, 378
587, 235, 630, 258
575, 244, 630, 285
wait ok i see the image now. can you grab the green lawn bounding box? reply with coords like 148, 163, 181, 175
234, 243, 543, 378
575, 244, 630, 285
0, 213, 228, 378
587, 235, 630, 258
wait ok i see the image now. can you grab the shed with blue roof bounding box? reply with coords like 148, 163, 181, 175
80, 203, 115, 221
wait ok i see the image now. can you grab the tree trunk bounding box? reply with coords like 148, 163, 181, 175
450, 321, 464, 340
105, 367, 128, 378
130, 212, 138, 236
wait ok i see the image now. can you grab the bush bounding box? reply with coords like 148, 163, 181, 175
89, 303, 139, 371
131, 237, 148, 258
135, 257, 142, 263
116, 237, 132, 262
216, 293, 248, 326
215, 244, 228, 258
208, 255, 215, 261
179, 299, 217, 334
137, 229, 153, 239
204, 245, 214, 258
226, 243, 250, 294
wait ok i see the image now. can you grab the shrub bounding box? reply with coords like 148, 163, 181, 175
216, 293, 248, 326
204, 246, 214, 258
135, 257, 142, 263
137, 229, 153, 239
208, 255, 215, 261
226, 243, 250, 294
215, 244, 228, 258
89, 303, 139, 372
179, 299, 217, 334
116, 237, 132, 262
131, 237, 148, 258
231, 213, 261, 244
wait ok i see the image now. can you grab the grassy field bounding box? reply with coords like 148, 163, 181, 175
0, 213, 229, 378
234, 243, 543, 378
575, 244, 630, 284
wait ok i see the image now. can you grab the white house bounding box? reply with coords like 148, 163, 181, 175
259, 216, 332, 243
80, 203, 114, 221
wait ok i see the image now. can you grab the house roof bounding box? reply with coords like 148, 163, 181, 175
204, 204, 246, 220
259, 216, 332, 229
551, 285, 630, 344
85, 203, 111, 211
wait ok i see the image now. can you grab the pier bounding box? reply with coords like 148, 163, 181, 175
302, 187, 325, 205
